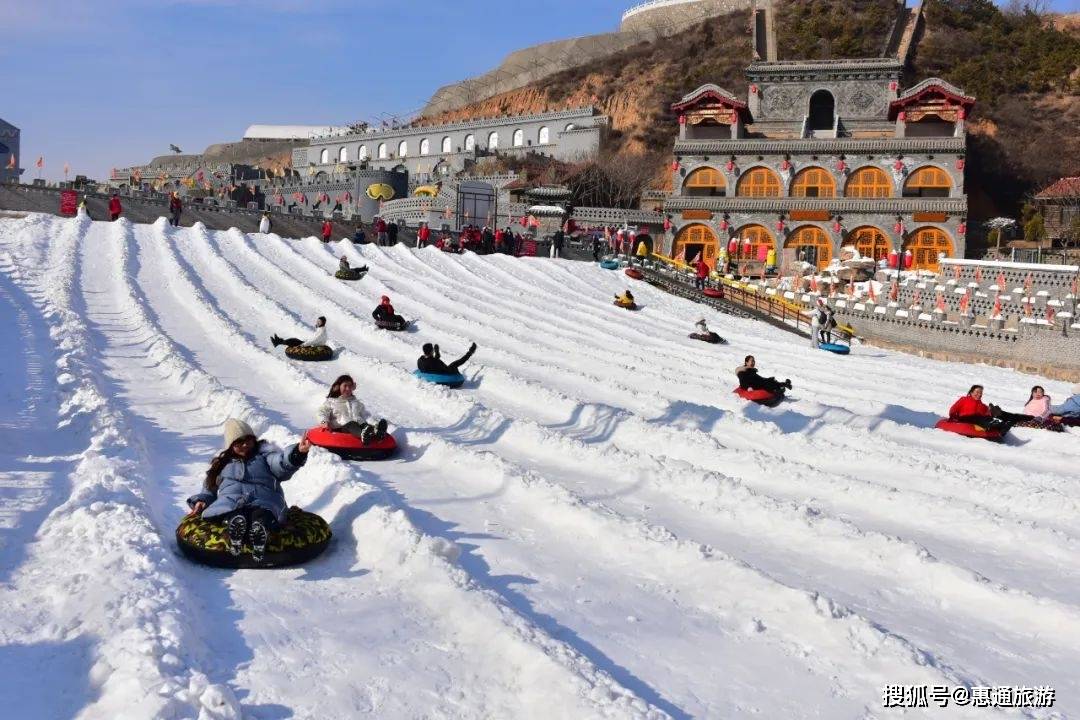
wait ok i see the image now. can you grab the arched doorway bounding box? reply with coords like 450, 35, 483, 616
903, 227, 953, 271
787, 226, 832, 269
673, 224, 719, 268
682, 167, 726, 197
735, 167, 781, 197
903, 166, 952, 198
790, 167, 835, 198
844, 226, 890, 262
844, 167, 892, 198
734, 224, 775, 263
808, 90, 835, 133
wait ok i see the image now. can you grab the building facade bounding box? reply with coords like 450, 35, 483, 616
0, 118, 22, 184
295, 107, 607, 185
663, 58, 973, 272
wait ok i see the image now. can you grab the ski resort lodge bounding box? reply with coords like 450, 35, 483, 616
663, 58, 973, 273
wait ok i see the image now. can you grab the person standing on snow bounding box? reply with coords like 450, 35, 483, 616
636, 239, 650, 268
736, 355, 791, 395
418, 342, 477, 376
186, 418, 311, 561
259, 212, 272, 234
169, 192, 183, 227
417, 222, 431, 248
108, 192, 123, 221
693, 257, 709, 290
317, 375, 388, 445
321, 219, 333, 243
388, 220, 399, 246
271, 316, 328, 348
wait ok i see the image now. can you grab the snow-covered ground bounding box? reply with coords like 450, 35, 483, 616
0, 213, 1077, 719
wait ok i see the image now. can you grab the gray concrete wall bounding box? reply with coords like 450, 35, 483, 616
0, 119, 22, 184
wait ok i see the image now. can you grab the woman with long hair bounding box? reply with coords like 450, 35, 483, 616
318, 374, 388, 444
271, 316, 328, 348
187, 419, 311, 561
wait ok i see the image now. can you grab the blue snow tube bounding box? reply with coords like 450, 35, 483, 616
599, 260, 619, 270
413, 370, 466, 388
819, 343, 851, 355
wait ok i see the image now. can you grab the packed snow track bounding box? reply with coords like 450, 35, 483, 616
0, 214, 1077, 719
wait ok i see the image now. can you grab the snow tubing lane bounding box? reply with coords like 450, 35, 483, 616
689, 332, 725, 344
613, 301, 639, 311
703, 287, 724, 299
734, 386, 783, 407
413, 370, 466, 388
285, 344, 333, 361
819, 343, 851, 355
375, 319, 407, 331
625, 268, 644, 280
306, 426, 398, 460
176, 507, 331, 569
934, 419, 1004, 442
600, 260, 619, 270
335, 269, 365, 281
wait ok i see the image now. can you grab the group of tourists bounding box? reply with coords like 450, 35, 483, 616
947, 384, 1080, 434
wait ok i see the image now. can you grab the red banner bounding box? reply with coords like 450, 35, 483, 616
59, 190, 78, 216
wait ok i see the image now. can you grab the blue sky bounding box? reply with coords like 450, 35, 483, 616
3, 0, 1074, 181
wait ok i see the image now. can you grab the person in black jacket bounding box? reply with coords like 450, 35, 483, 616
735, 355, 791, 394
418, 342, 477, 376
372, 296, 405, 329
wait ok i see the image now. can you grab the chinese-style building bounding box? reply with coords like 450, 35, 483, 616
662, 56, 974, 272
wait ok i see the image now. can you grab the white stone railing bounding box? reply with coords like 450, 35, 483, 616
622, 0, 702, 22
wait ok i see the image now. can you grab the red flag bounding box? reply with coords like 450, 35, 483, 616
1024, 299, 1033, 317
1024, 273, 1033, 294
958, 290, 969, 314
810, 276, 819, 293
35, 156, 43, 169
936, 293, 946, 312
996, 271, 1006, 289
912, 289, 922, 307
974, 267, 983, 283
868, 282, 877, 302
1047, 305, 1056, 324
952, 264, 961, 281
6, 154, 14, 169
992, 294, 1002, 318
889, 280, 898, 301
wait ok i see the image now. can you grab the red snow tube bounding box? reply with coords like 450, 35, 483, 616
934, 419, 1004, 442
306, 427, 399, 460
733, 386, 783, 407
625, 268, 644, 280
703, 287, 723, 299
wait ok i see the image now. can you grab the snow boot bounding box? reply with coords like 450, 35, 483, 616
226, 514, 247, 557
360, 425, 376, 445
783, 379, 793, 390
375, 419, 388, 438
249, 519, 268, 563
270, 335, 283, 348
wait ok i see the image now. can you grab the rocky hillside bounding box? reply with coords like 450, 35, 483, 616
417, 0, 1079, 226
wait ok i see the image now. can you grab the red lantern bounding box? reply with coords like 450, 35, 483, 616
776, 220, 785, 233
836, 159, 847, 173
889, 80, 898, 91
958, 222, 967, 236
888, 250, 899, 268
893, 159, 905, 173
894, 221, 903, 234
671, 160, 680, 172
832, 220, 842, 234
663, 217, 672, 231
958, 108, 966, 120
720, 219, 729, 231
898, 111, 906, 122
679, 115, 686, 125
903, 250, 914, 269
742, 237, 752, 248
956, 158, 965, 171
725, 160, 735, 172
780, 159, 791, 171
728, 238, 738, 254
749, 84, 758, 94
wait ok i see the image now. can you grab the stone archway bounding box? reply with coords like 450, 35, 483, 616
903, 227, 954, 271
786, 225, 832, 269
673, 223, 719, 268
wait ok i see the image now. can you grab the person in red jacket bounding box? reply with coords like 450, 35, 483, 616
417, 222, 431, 248
168, 193, 183, 227
948, 385, 1023, 433
371, 295, 405, 329
108, 193, 123, 221
694, 258, 709, 290
321, 219, 333, 243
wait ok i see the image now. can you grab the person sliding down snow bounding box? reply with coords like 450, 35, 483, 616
186, 419, 311, 561
614, 290, 635, 305
418, 342, 476, 376
271, 316, 328, 348
693, 319, 722, 343
736, 355, 791, 395
372, 296, 405, 329
1049, 384, 1080, 422
948, 384, 1022, 433
318, 375, 388, 444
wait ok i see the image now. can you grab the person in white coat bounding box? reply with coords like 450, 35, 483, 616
258, 212, 272, 234
318, 375, 387, 443
271, 316, 328, 348
810, 300, 823, 348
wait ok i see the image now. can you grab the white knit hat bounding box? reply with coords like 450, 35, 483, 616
223, 418, 255, 449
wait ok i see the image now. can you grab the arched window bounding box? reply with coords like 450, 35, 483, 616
844, 226, 890, 262
673, 224, 720, 268
904, 227, 953, 271
441, 137, 452, 154
903, 166, 952, 198
735, 224, 776, 261
565, 123, 577, 132
377, 143, 387, 159
787, 226, 832, 269
487, 132, 499, 149
319, 148, 329, 164
790, 167, 835, 198
338, 146, 348, 163
808, 90, 835, 132
735, 167, 781, 197
845, 167, 891, 198
513, 129, 524, 147
358, 145, 369, 161
538, 126, 550, 144
464, 134, 475, 151
398, 140, 408, 158
682, 167, 727, 197
420, 138, 430, 156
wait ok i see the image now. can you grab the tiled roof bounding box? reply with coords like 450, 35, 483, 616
1035, 177, 1080, 199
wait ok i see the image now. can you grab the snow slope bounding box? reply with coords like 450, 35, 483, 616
0, 213, 1077, 719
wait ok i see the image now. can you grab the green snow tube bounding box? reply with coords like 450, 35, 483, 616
285, 344, 333, 361
176, 506, 331, 569
335, 268, 365, 281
